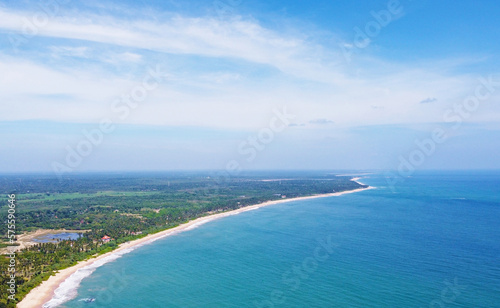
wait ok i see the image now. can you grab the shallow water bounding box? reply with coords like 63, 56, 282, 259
56, 171, 500, 307
33, 232, 83, 243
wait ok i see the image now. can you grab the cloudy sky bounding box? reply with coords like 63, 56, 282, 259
1, 0, 499, 173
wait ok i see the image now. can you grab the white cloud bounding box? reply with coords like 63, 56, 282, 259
419, 97, 437, 104
50, 46, 90, 58
199, 72, 241, 84
116, 52, 142, 62
0, 6, 498, 131
309, 118, 334, 125
0, 8, 337, 82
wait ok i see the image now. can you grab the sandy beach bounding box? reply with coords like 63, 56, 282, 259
17, 184, 373, 308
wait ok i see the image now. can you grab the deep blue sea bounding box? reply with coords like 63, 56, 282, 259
52, 171, 500, 307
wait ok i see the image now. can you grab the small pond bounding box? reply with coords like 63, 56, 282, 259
32, 232, 83, 243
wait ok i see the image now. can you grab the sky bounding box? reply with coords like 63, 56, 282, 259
0, 0, 499, 174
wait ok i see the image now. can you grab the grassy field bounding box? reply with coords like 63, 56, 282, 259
17, 191, 159, 203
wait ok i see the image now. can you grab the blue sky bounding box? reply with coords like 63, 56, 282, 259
0, 0, 499, 173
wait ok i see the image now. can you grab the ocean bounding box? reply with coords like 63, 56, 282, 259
50, 171, 500, 307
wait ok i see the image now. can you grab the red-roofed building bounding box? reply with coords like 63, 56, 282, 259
102, 235, 111, 243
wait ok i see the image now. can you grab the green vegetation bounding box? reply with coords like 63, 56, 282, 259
0, 171, 365, 307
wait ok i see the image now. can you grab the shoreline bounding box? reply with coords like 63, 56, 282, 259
1, 229, 89, 254
18, 184, 373, 308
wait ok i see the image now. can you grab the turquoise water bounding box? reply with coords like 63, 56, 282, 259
60, 172, 500, 307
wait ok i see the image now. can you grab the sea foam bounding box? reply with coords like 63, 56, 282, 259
42, 216, 223, 307
42, 248, 134, 308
